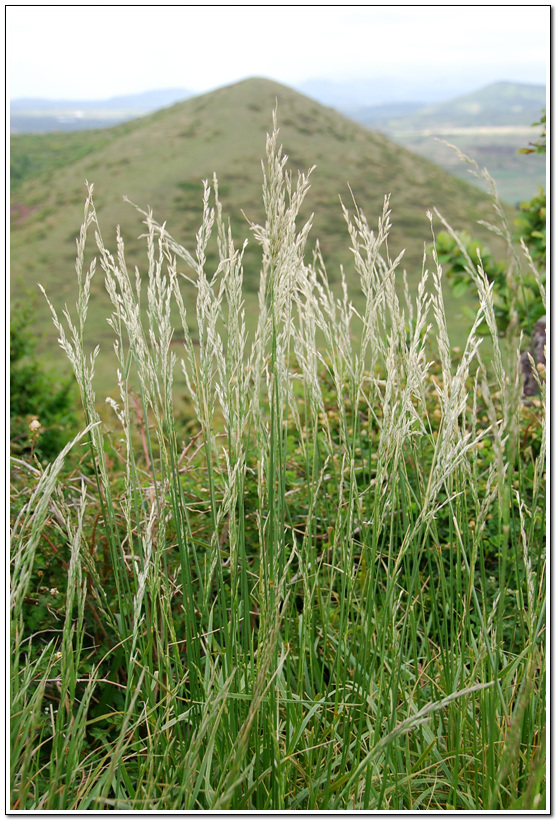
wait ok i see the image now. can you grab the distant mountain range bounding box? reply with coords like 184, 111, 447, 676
343, 82, 546, 130
10, 78, 546, 134
10, 88, 193, 132
294, 76, 483, 108
11, 88, 193, 112
9, 75, 477, 128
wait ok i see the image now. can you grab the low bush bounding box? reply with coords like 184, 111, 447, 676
10, 299, 79, 463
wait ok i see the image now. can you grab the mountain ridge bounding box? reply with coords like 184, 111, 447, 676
11, 87, 192, 109
295, 75, 487, 107
11, 78, 546, 134
370, 81, 546, 130
10, 88, 193, 134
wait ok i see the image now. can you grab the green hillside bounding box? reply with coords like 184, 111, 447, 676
11, 77, 513, 394
378, 82, 546, 130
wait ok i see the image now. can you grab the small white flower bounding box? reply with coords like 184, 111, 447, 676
29, 419, 41, 432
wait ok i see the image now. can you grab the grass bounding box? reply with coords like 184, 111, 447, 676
10, 114, 546, 810
10, 77, 514, 398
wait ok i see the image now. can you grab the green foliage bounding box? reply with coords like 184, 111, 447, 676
515, 111, 546, 268
10, 126, 138, 192
10, 301, 79, 462
515, 186, 546, 268
435, 229, 506, 296
438, 110, 546, 336
517, 110, 546, 155
434, 229, 544, 334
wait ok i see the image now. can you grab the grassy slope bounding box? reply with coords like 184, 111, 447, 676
11, 77, 512, 394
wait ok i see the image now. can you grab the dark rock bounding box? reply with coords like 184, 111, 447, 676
521, 315, 546, 397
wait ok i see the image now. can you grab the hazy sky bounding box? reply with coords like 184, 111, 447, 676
7, 5, 549, 101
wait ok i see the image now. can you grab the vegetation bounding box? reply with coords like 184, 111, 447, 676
10, 298, 79, 462
433, 221, 545, 339
10, 117, 545, 810
10, 128, 126, 192
10, 77, 513, 396
517, 110, 546, 156
515, 110, 546, 270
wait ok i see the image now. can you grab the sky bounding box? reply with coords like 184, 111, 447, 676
7, 5, 549, 102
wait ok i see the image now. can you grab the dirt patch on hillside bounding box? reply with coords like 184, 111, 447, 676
11, 202, 39, 226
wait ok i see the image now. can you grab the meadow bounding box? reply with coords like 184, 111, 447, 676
10, 116, 546, 810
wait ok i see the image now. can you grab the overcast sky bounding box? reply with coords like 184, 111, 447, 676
7, 5, 549, 101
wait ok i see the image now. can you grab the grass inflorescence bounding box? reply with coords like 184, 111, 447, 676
10, 115, 546, 811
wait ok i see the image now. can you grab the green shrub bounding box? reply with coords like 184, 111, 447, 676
10, 300, 79, 462
434, 229, 545, 335
515, 185, 546, 268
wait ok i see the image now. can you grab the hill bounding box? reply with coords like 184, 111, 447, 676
348, 82, 546, 204
10, 77, 513, 394
366, 82, 546, 130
